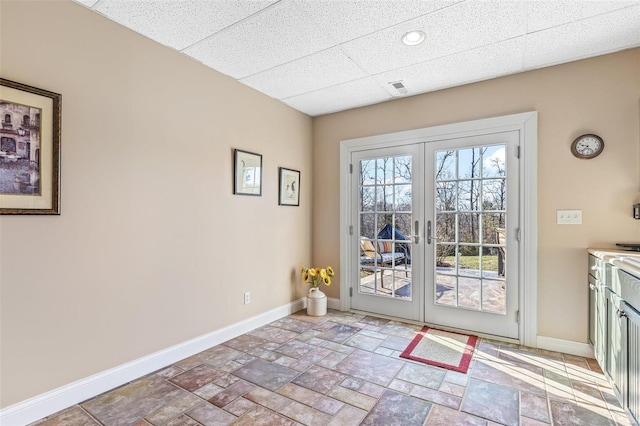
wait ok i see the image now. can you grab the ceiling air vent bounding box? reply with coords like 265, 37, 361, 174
390, 81, 408, 95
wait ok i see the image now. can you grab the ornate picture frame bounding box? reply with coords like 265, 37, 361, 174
0, 79, 61, 214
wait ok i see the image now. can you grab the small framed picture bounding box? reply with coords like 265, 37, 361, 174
279, 167, 300, 206
234, 149, 262, 196
1, 79, 61, 214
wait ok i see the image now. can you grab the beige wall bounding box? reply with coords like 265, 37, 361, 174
313, 49, 640, 343
0, 1, 312, 408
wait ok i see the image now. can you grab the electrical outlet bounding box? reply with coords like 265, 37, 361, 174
557, 210, 582, 225
244, 292, 250, 305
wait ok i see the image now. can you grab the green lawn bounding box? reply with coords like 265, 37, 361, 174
442, 255, 498, 270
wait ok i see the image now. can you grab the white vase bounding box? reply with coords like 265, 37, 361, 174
307, 287, 327, 316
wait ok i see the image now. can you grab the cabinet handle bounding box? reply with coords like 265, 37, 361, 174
590, 265, 599, 271
589, 284, 596, 290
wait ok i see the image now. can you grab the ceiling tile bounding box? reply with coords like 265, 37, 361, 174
93, 1, 276, 51
294, 0, 462, 44
526, 0, 639, 33
525, 5, 640, 69
282, 77, 393, 116
374, 37, 526, 97
240, 47, 368, 100
183, 0, 335, 79
341, 0, 528, 75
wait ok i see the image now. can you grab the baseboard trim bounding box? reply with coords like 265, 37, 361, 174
327, 297, 340, 311
0, 298, 306, 426
536, 335, 594, 358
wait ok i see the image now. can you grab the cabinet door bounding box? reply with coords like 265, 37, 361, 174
595, 281, 607, 367
606, 287, 626, 401
589, 276, 597, 345
625, 303, 640, 425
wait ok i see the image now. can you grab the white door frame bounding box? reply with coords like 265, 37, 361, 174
339, 111, 538, 347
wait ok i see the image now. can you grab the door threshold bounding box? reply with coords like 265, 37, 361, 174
348, 309, 521, 346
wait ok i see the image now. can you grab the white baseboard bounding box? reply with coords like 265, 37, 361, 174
0, 298, 306, 426
536, 335, 594, 358
327, 297, 341, 311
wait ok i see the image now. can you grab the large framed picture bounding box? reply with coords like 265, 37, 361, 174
234, 149, 262, 196
278, 167, 300, 206
0, 79, 61, 215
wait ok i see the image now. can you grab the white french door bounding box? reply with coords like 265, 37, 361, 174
350, 144, 424, 321
347, 131, 520, 339
424, 132, 520, 339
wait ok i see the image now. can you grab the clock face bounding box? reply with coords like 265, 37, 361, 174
571, 134, 604, 159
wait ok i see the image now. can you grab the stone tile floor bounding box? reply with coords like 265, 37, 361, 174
32, 310, 634, 426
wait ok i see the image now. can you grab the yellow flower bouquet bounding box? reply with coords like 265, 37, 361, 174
301, 265, 335, 288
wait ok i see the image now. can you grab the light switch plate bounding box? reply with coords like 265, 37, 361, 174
557, 210, 582, 225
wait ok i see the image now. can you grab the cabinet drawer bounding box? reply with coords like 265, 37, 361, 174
620, 270, 640, 311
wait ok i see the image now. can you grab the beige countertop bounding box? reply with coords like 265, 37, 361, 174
589, 248, 640, 278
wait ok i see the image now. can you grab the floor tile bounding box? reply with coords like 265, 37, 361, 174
549, 400, 616, 425
170, 365, 226, 392
360, 389, 432, 426
396, 361, 447, 389
243, 387, 293, 411
274, 340, 316, 359
232, 358, 299, 391
521, 391, 551, 423
461, 378, 520, 426
164, 415, 201, 426
222, 334, 268, 352
208, 380, 255, 407
144, 393, 202, 424
410, 384, 462, 409
185, 403, 236, 426
156, 366, 185, 379
334, 349, 405, 386
326, 404, 368, 426
279, 400, 333, 426
313, 396, 344, 415
278, 383, 324, 406
471, 358, 545, 395
344, 333, 383, 351
33, 406, 100, 426
328, 385, 378, 411
249, 326, 299, 344
292, 365, 346, 394
222, 397, 256, 416
425, 404, 486, 425
81, 376, 190, 426
316, 323, 361, 343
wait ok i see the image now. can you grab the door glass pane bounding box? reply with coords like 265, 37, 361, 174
482, 146, 506, 178
458, 213, 480, 243
482, 280, 506, 314
394, 156, 412, 183
360, 214, 377, 239
436, 181, 456, 212
433, 144, 507, 314
458, 147, 482, 178
458, 278, 481, 309
360, 187, 375, 211
359, 155, 412, 301
436, 214, 456, 243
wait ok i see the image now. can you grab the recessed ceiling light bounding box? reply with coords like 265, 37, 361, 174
401, 30, 425, 46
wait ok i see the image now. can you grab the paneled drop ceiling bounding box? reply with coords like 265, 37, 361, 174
74, 0, 640, 116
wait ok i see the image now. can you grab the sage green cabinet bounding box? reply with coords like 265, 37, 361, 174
588, 254, 640, 425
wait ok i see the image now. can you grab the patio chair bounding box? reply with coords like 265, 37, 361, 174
360, 239, 408, 287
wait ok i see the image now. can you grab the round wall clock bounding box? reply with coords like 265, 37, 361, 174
571, 134, 604, 159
